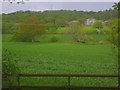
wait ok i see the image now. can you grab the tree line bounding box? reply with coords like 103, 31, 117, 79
2, 8, 118, 33
2, 2, 119, 43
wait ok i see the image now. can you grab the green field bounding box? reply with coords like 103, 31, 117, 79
2, 34, 109, 43
3, 41, 118, 86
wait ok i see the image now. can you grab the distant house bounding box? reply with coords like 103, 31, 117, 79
102, 20, 109, 25
68, 20, 79, 25
85, 18, 96, 25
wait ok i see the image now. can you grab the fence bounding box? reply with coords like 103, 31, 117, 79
9, 74, 120, 90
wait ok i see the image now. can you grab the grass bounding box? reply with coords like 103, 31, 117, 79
3, 42, 118, 86
3, 33, 108, 43
2, 25, 118, 87
36, 34, 74, 43
56, 27, 69, 34
2, 34, 13, 42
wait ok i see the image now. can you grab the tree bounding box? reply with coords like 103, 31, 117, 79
2, 22, 14, 34
93, 21, 103, 34
55, 18, 67, 27
46, 23, 58, 34
78, 18, 86, 25
107, 18, 119, 46
93, 21, 103, 29
69, 24, 87, 43
13, 15, 45, 42
109, 2, 120, 47
112, 2, 120, 11
46, 16, 56, 24
3, 0, 27, 4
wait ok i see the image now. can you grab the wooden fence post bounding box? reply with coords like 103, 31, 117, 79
68, 76, 71, 90
17, 74, 20, 90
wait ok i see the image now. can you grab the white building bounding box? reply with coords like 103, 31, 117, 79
85, 18, 96, 25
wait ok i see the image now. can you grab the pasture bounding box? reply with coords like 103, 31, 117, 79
2, 24, 118, 89
3, 41, 118, 87
2, 33, 109, 43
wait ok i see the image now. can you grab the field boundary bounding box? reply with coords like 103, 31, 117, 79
9, 74, 120, 90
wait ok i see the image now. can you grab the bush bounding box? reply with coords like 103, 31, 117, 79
2, 49, 20, 87
68, 24, 88, 43
93, 21, 103, 29
13, 15, 45, 42
51, 36, 59, 42
82, 27, 96, 34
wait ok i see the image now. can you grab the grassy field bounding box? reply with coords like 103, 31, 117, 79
3, 41, 118, 87
2, 34, 109, 43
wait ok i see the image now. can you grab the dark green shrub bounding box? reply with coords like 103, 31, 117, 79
2, 49, 20, 88
51, 36, 59, 42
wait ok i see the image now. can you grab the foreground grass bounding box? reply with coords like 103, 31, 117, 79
3, 42, 118, 86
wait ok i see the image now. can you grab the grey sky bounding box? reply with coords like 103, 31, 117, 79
2, 2, 115, 14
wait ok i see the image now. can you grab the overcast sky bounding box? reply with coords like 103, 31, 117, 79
2, 2, 116, 14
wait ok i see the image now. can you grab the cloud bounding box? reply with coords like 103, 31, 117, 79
2, 2, 115, 14
29, 0, 119, 2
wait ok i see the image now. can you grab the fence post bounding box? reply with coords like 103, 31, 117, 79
17, 74, 20, 90
68, 76, 71, 90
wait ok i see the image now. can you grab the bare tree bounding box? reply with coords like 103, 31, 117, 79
3, 0, 29, 4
